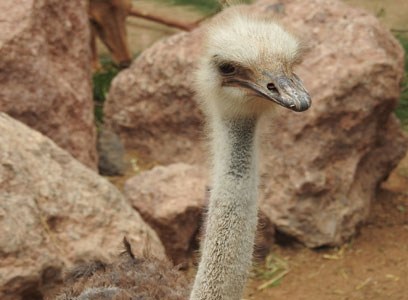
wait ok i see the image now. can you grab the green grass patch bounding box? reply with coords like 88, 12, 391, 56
395, 34, 408, 129
92, 57, 120, 123
152, 0, 221, 13
253, 253, 289, 290
156, 0, 221, 13
151, 0, 253, 14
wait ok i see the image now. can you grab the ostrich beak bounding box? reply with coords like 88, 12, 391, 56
273, 74, 311, 112
257, 72, 311, 112
222, 71, 311, 112
234, 72, 311, 112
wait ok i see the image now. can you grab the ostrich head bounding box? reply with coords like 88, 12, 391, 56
195, 7, 311, 118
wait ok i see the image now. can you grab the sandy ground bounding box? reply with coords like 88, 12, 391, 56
245, 163, 408, 300
344, 0, 408, 30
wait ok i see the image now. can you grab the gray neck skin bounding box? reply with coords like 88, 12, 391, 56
190, 117, 259, 300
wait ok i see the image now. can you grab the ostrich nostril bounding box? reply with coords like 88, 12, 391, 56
267, 83, 278, 93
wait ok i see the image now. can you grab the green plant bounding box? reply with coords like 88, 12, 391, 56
253, 253, 289, 290
92, 57, 120, 123
395, 34, 408, 129
152, 0, 253, 14
153, 0, 221, 13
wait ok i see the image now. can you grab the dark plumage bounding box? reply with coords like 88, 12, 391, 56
54, 238, 189, 300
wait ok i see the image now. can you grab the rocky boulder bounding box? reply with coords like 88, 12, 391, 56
0, 113, 165, 300
125, 163, 275, 264
255, 0, 408, 246
125, 163, 207, 264
105, 26, 205, 164
97, 125, 126, 176
0, 0, 97, 169
105, 0, 408, 247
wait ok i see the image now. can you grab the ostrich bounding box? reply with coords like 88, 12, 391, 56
54, 4, 311, 300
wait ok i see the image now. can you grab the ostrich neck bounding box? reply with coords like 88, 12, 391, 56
190, 116, 259, 300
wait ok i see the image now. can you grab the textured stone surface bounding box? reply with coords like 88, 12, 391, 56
105, 27, 205, 164
0, 113, 165, 300
255, 0, 408, 247
97, 125, 126, 176
125, 163, 208, 264
106, 0, 407, 247
0, 0, 97, 169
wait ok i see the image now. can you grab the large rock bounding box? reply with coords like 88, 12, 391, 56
97, 125, 126, 176
125, 163, 208, 265
255, 0, 408, 246
0, 0, 97, 169
105, 26, 205, 164
125, 163, 275, 264
0, 113, 165, 300
106, 0, 407, 247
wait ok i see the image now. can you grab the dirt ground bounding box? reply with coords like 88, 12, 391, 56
344, 0, 408, 30
244, 161, 408, 300
104, 1, 408, 299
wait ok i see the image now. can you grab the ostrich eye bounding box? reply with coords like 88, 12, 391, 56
218, 63, 236, 75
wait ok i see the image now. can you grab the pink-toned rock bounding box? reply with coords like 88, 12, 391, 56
0, 113, 165, 300
106, 0, 407, 247
125, 163, 275, 264
105, 27, 205, 164
0, 0, 97, 169
125, 163, 208, 264
255, 0, 408, 247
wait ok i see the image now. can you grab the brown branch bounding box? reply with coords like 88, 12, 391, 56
128, 7, 205, 31
391, 28, 408, 33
